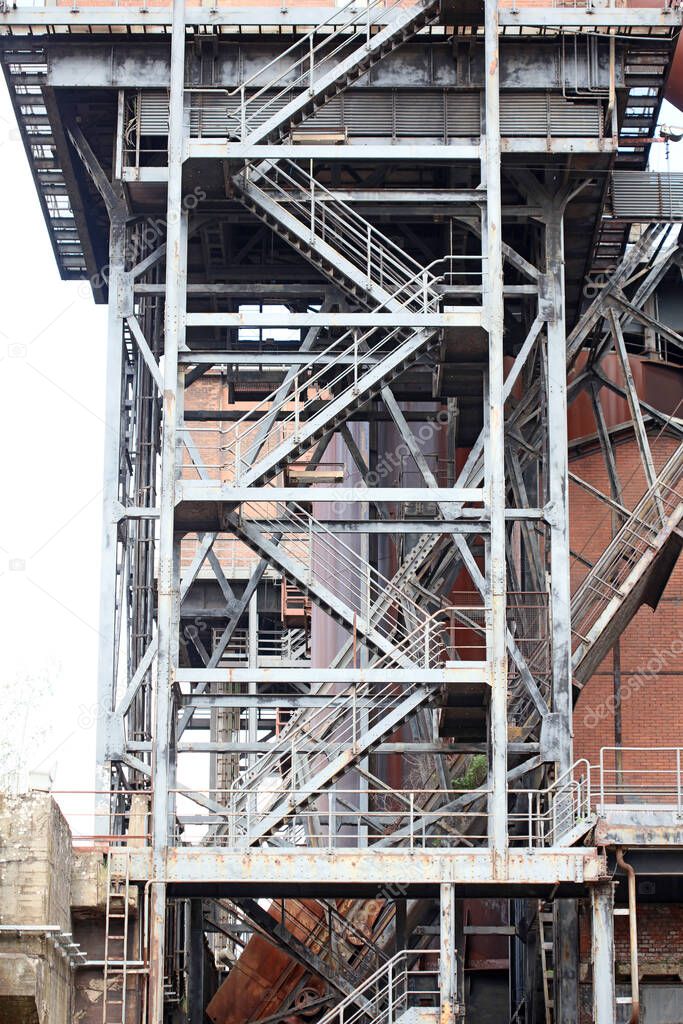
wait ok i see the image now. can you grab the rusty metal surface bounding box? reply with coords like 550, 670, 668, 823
207, 901, 328, 1024
462, 899, 510, 972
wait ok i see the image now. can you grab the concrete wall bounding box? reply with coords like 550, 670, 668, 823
0, 792, 74, 1024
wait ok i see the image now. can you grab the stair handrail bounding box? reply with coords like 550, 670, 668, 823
214, 0, 415, 141
216, 323, 418, 481
224, 606, 463, 807
316, 948, 429, 1024
209, 258, 470, 482
243, 159, 440, 303
571, 439, 683, 638
235, 498, 449, 653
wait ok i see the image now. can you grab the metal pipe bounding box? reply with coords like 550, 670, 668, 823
616, 848, 640, 1024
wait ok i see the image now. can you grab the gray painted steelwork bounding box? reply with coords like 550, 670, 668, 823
2, 0, 683, 1018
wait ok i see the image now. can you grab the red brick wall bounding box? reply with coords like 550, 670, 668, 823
570, 433, 683, 771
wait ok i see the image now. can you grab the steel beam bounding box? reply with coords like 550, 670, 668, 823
176, 666, 487, 685
3, 5, 679, 27
545, 200, 573, 775
120, 847, 607, 888
184, 311, 483, 328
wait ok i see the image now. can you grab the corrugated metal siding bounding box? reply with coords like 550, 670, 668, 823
135, 89, 603, 140
612, 171, 683, 221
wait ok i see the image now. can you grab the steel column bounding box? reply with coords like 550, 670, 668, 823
545, 200, 573, 775
483, 0, 508, 857
95, 212, 127, 832
148, 0, 187, 1011
591, 883, 616, 1024
440, 883, 457, 1024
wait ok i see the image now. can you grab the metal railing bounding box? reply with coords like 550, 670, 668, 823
519, 760, 593, 848
597, 746, 683, 812
241, 159, 442, 307
209, 626, 310, 664
212, 0, 422, 142
316, 949, 439, 1024
53, 749, 683, 853
171, 771, 597, 849
571, 442, 683, 649
232, 499, 466, 659
215, 613, 466, 837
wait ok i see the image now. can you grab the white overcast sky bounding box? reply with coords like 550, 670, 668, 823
0, 83, 107, 830
0, 80, 680, 832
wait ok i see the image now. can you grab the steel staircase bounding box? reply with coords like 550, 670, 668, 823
235, 160, 440, 311
586, 43, 672, 280
225, 497, 449, 663
508, 444, 683, 727
571, 442, 683, 687
211, 573, 460, 844
227, 669, 439, 847
312, 948, 439, 1024
225, 163, 446, 486
220, 320, 440, 487
224, 0, 441, 146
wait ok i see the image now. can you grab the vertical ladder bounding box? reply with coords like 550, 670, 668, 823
102, 853, 131, 1024
538, 902, 554, 1024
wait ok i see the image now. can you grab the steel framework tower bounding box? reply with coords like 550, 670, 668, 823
3, 0, 683, 1018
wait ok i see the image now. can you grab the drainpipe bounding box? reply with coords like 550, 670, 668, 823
616, 848, 640, 1024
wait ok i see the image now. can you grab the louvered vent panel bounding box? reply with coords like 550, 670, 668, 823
137, 89, 603, 140
500, 93, 603, 137
445, 93, 480, 136
137, 92, 170, 134
395, 90, 446, 137
612, 171, 683, 221
342, 91, 395, 136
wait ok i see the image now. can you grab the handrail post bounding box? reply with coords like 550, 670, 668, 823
329, 791, 335, 849
677, 748, 682, 815
352, 683, 358, 749
240, 84, 246, 141
409, 794, 414, 849
388, 959, 394, 1024
294, 374, 300, 439
310, 161, 315, 235
308, 34, 315, 94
